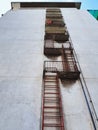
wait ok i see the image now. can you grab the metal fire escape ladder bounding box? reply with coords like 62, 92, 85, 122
42, 73, 65, 130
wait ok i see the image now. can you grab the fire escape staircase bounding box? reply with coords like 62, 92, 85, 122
44, 39, 62, 56
41, 8, 80, 130
45, 8, 69, 42
44, 45, 80, 80
58, 45, 80, 80
42, 73, 65, 130
44, 6, 80, 84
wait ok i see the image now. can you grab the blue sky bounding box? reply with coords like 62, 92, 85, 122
0, 0, 98, 16
80, 0, 98, 9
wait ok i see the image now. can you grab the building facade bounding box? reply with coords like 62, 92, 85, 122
0, 2, 98, 130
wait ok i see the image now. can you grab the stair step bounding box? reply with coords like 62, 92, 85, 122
44, 123, 64, 127
44, 106, 61, 108
44, 92, 59, 94
42, 72, 64, 129
44, 81, 56, 82
44, 97, 60, 99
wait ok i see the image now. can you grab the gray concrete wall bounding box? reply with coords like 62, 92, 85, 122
62, 8, 98, 130
0, 8, 98, 130
0, 9, 45, 130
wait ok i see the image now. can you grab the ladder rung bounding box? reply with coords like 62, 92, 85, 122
45, 76, 56, 77
44, 80, 56, 83
44, 85, 57, 86
44, 78, 57, 81
44, 87, 59, 89
44, 99, 60, 101
44, 106, 61, 109
44, 102, 60, 104
45, 75, 56, 77
45, 79, 56, 80
44, 124, 64, 127
44, 100, 60, 102
44, 111, 61, 114
44, 92, 59, 94
44, 111, 60, 114
44, 115, 62, 118
44, 97, 60, 99
44, 91, 59, 94
44, 85, 57, 87
44, 113, 61, 116
44, 80, 56, 82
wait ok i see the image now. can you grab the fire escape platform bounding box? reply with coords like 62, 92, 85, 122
44, 40, 73, 56
44, 48, 61, 56
46, 21, 65, 27
46, 8, 61, 12
44, 61, 80, 80
45, 26, 66, 34
44, 69, 80, 80
45, 9, 69, 42
58, 71, 80, 80
46, 14, 62, 18
45, 33, 69, 42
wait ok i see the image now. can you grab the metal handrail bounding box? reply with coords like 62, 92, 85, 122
44, 40, 73, 49
44, 61, 79, 72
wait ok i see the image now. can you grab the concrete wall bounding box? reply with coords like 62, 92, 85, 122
0, 8, 98, 130
62, 8, 98, 130
0, 9, 45, 130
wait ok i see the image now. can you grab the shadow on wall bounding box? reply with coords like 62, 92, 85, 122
60, 79, 77, 88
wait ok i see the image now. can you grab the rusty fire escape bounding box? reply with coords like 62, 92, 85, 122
41, 8, 80, 130
42, 72, 65, 130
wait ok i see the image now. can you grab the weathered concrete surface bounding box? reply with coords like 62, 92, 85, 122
0, 9, 45, 130
0, 7, 97, 130
62, 8, 98, 130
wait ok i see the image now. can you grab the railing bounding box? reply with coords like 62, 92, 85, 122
47, 12, 62, 15
44, 40, 54, 48
44, 40, 72, 49
44, 61, 79, 72
46, 14, 62, 18
69, 37, 98, 130
45, 21, 65, 27
46, 18, 64, 22
46, 9, 61, 12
